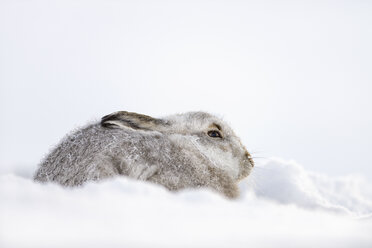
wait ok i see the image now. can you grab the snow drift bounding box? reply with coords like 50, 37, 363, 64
1, 158, 371, 248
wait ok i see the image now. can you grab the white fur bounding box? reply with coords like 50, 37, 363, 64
34, 111, 253, 198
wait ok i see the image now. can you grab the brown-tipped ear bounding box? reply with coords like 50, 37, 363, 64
101, 111, 166, 130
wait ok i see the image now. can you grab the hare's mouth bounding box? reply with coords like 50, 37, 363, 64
248, 157, 255, 168
237, 158, 253, 181
243, 151, 254, 168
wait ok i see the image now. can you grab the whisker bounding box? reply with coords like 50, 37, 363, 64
251, 167, 270, 171
248, 150, 266, 155
250, 156, 267, 160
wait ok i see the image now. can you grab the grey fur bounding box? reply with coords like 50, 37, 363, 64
34, 111, 254, 198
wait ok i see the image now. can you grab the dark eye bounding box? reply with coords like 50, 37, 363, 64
208, 130, 222, 138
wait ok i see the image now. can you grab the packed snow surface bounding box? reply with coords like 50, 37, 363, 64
1, 158, 372, 248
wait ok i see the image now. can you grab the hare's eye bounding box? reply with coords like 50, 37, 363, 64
208, 130, 222, 138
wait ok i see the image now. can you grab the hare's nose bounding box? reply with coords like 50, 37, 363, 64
244, 151, 254, 167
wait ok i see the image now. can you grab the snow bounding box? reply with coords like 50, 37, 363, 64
1, 1, 371, 247
1, 159, 371, 248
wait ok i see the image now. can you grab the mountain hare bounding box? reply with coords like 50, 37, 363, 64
34, 111, 254, 198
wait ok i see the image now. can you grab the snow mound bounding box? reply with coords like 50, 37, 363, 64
244, 158, 372, 216
1, 159, 371, 248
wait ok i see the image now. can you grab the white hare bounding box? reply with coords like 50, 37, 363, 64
34, 111, 254, 198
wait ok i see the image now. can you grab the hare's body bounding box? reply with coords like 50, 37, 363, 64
34, 111, 254, 198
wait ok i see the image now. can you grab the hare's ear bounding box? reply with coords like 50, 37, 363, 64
101, 111, 165, 130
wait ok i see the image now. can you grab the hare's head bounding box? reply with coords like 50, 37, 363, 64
101, 111, 254, 181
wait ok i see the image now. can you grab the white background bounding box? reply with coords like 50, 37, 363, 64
1, 2, 372, 247
1, 0, 371, 178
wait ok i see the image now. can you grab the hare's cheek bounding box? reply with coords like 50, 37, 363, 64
211, 150, 241, 179
218, 144, 229, 152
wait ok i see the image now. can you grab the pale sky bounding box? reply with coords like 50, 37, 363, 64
0, 0, 371, 179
